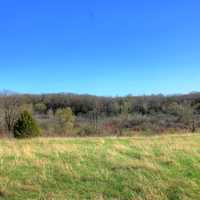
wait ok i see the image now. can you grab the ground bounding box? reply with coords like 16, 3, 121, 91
0, 134, 200, 200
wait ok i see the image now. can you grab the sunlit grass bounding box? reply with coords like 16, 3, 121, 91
0, 134, 200, 199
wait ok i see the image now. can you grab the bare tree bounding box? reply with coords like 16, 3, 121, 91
0, 92, 20, 136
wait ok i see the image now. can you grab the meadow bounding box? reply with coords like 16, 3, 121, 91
0, 134, 200, 200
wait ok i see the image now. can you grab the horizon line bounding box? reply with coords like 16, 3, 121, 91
1, 89, 200, 98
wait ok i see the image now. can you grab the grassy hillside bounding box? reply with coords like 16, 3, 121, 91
0, 134, 200, 200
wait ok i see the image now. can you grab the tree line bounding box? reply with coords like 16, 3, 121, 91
0, 92, 200, 137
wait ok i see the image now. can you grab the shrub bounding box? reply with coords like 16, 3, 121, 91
78, 125, 97, 136
13, 111, 40, 138
55, 108, 75, 134
34, 103, 47, 114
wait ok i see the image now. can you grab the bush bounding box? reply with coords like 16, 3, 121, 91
34, 103, 47, 114
78, 125, 97, 136
55, 108, 75, 134
13, 111, 40, 138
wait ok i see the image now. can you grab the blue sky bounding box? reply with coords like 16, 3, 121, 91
0, 0, 200, 96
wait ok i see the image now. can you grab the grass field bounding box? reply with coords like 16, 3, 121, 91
0, 134, 200, 200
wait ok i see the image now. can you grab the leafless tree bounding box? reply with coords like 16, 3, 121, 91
0, 92, 20, 136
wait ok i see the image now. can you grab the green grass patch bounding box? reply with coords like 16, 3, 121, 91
0, 134, 200, 199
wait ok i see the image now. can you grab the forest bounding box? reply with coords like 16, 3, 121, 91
0, 91, 200, 137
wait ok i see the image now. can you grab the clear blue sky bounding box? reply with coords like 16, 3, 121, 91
0, 0, 200, 96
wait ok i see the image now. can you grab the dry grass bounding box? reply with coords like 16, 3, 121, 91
0, 133, 200, 199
